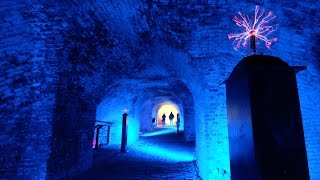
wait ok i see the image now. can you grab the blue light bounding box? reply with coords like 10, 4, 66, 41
140, 127, 176, 137
127, 116, 139, 145
133, 141, 195, 163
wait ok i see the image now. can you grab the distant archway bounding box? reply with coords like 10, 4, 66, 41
150, 100, 184, 131
156, 103, 179, 127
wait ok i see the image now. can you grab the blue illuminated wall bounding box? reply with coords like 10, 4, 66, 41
0, 1, 63, 179
96, 83, 140, 146
139, 1, 320, 179
1, 0, 319, 179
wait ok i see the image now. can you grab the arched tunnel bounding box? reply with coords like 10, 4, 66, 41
1, 0, 320, 179
96, 77, 196, 144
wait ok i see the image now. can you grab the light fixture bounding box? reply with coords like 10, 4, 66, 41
228, 6, 278, 55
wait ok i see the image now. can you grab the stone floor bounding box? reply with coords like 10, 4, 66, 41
71, 128, 199, 180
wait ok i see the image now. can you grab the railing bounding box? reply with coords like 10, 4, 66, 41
93, 121, 114, 150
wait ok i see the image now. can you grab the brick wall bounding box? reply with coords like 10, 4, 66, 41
0, 0, 61, 178
139, 1, 320, 179
1, 0, 319, 179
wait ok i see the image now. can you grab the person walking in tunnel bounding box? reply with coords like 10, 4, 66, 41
152, 117, 156, 128
176, 113, 180, 133
162, 113, 166, 127
169, 112, 174, 127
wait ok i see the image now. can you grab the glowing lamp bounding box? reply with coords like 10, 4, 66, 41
228, 6, 278, 55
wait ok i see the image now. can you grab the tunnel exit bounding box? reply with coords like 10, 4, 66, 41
156, 104, 179, 127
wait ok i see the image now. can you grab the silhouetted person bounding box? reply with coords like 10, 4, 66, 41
152, 117, 156, 127
162, 113, 166, 127
169, 112, 174, 127
176, 113, 180, 133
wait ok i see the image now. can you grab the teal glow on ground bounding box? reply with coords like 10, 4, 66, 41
73, 129, 198, 179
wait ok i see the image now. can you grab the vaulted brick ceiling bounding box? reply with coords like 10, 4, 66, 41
1, 0, 320, 179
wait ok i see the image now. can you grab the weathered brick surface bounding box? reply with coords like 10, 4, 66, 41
0, 0, 59, 179
1, 0, 319, 179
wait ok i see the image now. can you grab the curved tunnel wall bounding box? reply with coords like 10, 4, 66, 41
95, 76, 196, 146
1, 0, 320, 180
96, 90, 140, 145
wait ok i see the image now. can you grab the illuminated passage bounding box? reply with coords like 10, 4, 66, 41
157, 104, 179, 127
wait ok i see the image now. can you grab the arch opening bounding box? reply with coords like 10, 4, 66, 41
151, 100, 184, 132
156, 103, 179, 127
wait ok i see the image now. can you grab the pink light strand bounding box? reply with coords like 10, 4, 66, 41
228, 6, 278, 52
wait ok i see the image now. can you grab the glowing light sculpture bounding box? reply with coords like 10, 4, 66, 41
228, 6, 278, 54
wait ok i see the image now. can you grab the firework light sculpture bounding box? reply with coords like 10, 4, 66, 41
228, 6, 278, 55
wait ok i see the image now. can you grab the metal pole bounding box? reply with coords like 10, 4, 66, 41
121, 113, 128, 153
107, 125, 111, 144
177, 113, 180, 134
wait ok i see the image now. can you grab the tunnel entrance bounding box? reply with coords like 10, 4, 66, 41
156, 104, 179, 127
